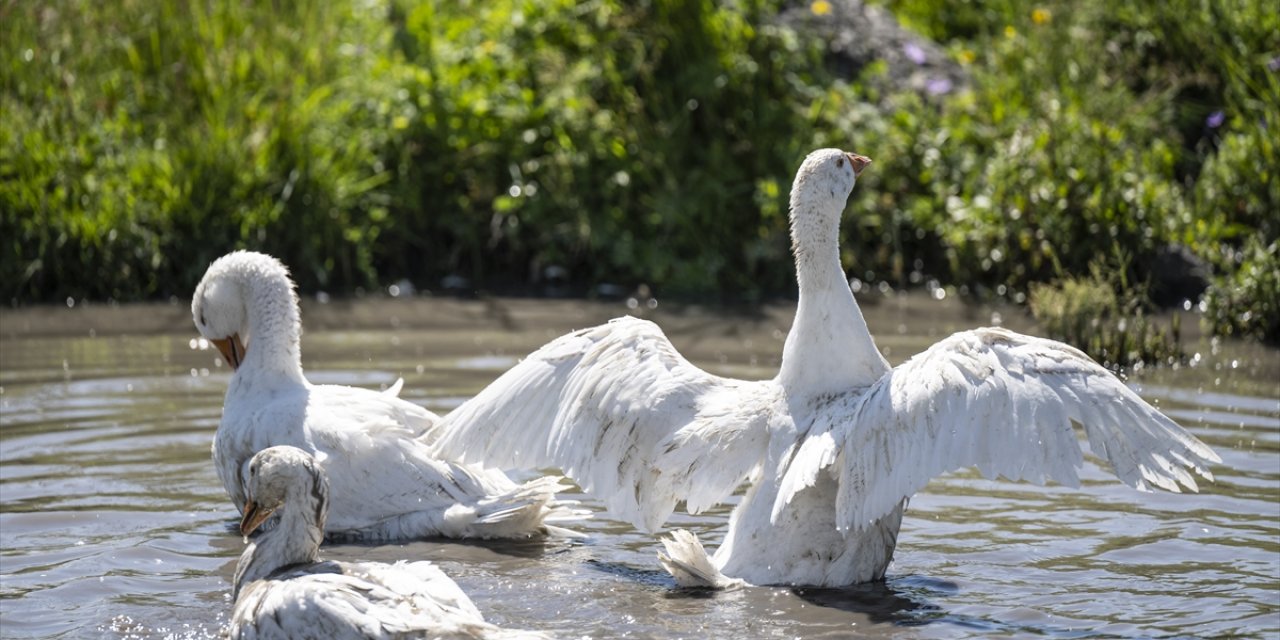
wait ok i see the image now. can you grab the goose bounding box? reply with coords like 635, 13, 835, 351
230, 446, 548, 640
432, 148, 1221, 588
192, 251, 578, 542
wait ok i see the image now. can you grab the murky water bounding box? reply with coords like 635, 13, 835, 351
2, 295, 1277, 639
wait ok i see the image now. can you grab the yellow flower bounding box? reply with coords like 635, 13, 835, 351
1032, 8, 1051, 24
1004, 25, 1017, 38
811, 0, 832, 16
959, 49, 975, 64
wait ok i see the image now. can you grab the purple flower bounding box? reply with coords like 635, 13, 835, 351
1206, 110, 1225, 128
925, 77, 953, 96
903, 42, 927, 65
1268, 56, 1280, 72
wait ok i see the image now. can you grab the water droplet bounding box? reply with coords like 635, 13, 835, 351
626, 297, 639, 310
66, 297, 75, 308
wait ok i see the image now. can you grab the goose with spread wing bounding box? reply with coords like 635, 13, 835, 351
230, 446, 548, 639
432, 148, 1220, 588
193, 251, 579, 542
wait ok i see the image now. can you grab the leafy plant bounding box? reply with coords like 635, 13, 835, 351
1, 0, 1275, 351
1029, 266, 1183, 369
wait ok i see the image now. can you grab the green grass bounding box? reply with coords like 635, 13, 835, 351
2, 0, 1276, 351
1029, 267, 1183, 370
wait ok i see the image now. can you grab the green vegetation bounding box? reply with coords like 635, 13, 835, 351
1204, 236, 1279, 343
1029, 269, 1182, 370
3, 0, 1276, 351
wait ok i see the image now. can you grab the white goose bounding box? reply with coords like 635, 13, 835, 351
193, 251, 577, 541
230, 446, 548, 640
433, 148, 1221, 588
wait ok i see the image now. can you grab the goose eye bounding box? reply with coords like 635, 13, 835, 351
836, 158, 845, 168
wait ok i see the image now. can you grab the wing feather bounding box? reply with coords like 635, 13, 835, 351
776, 327, 1220, 532
435, 316, 775, 532
230, 560, 513, 639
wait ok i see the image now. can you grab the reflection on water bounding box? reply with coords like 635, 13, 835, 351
1, 295, 1277, 638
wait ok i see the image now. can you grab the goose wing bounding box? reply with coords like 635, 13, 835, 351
314, 384, 441, 440
774, 327, 1220, 531
230, 560, 503, 639
435, 316, 776, 532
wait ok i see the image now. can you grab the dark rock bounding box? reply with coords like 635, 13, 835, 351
440, 274, 476, 298
778, 0, 969, 99
1148, 244, 1210, 307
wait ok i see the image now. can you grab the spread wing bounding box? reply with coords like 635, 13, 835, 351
774, 327, 1221, 531
435, 316, 776, 531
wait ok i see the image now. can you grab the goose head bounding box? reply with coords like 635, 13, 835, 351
240, 445, 329, 537
233, 445, 328, 597
192, 251, 300, 372
789, 148, 871, 251
192, 261, 249, 369
789, 148, 870, 215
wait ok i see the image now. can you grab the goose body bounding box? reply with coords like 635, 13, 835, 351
193, 251, 576, 541
229, 446, 546, 640
433, 148, 1220, 587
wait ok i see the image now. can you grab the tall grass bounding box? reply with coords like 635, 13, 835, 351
2, 0, 1276, 349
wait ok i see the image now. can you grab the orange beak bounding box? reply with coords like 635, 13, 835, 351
212, 334, 247, 370
846, 153, 872, 176
240, 499, 276, 537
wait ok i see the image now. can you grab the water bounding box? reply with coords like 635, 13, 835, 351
1, 295, 1277, 639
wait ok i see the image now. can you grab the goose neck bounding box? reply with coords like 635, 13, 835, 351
779, 210, 890, 394
239, 274, 305, 383
232, 507, 321, 599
